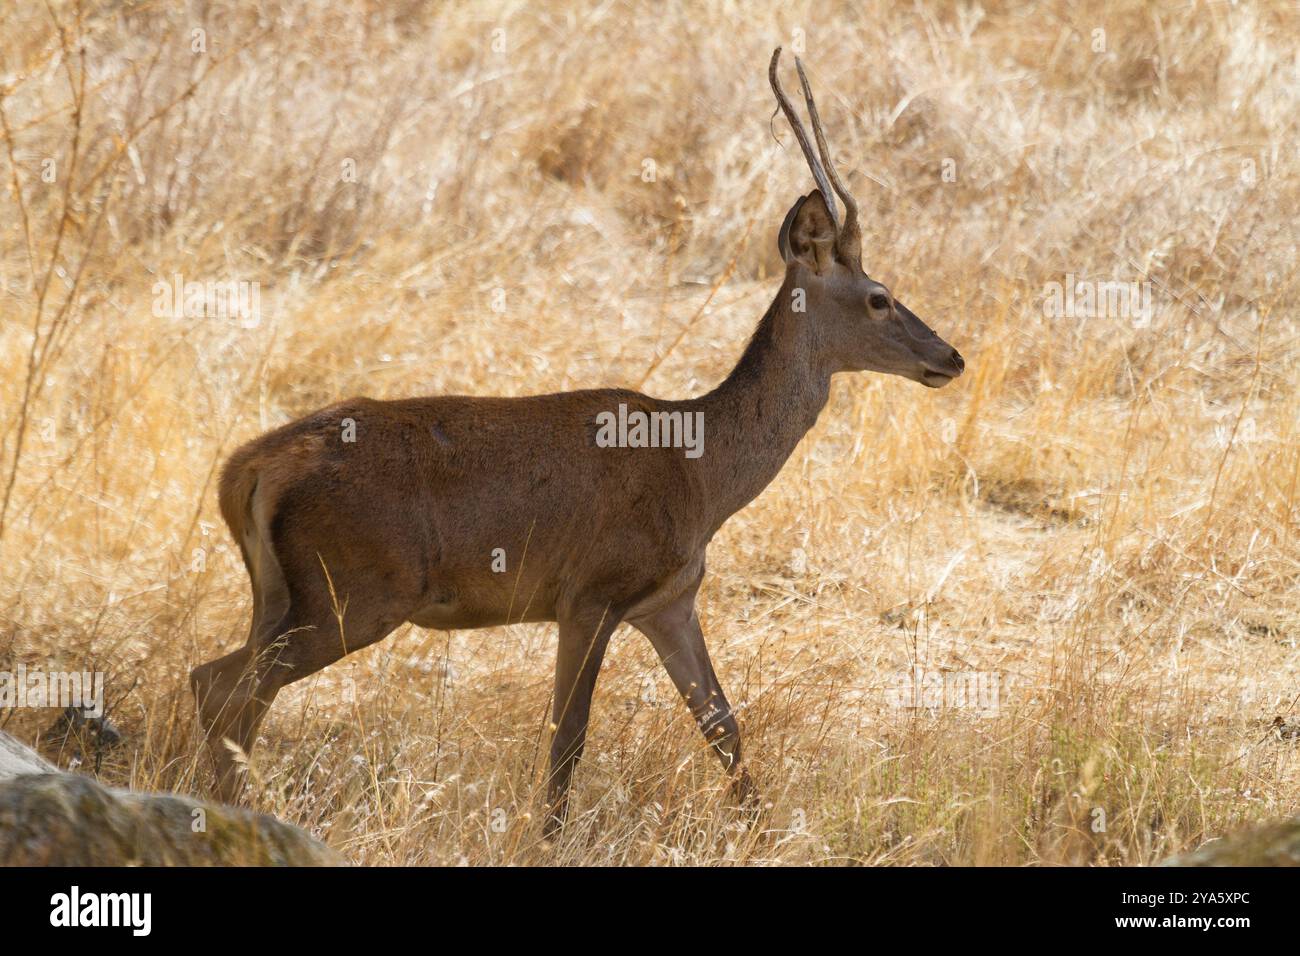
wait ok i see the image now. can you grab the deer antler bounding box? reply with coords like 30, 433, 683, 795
769, 47, 839, 230
794, 57, 861, 261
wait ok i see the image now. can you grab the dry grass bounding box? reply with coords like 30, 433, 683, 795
1, 0, 1298, 865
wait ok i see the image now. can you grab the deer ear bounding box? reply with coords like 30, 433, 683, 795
779, 190, 837, 274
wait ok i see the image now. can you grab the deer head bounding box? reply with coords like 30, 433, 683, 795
770, 48, 964, 388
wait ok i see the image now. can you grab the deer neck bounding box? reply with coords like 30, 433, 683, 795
692, 278, 833, 530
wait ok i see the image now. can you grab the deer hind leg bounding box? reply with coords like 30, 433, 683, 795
191, 511, 296, 803
189, 642, 282, 804
192, 498, 413, 803
632, 590, 757, 809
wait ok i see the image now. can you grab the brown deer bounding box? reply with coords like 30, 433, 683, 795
190, 48, 965, 835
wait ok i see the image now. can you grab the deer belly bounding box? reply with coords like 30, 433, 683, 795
407, 575, 556, 629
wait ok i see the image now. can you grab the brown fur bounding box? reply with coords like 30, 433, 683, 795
191, 59, 965, 835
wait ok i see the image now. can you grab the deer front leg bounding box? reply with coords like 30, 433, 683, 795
632, 589, 756, 808
544, 603, 621, 838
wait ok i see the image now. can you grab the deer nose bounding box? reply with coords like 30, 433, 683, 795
948, 348, 965, 374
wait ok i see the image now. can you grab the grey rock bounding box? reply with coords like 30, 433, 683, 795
1162, 817, 1300, 867
0, 731, 344, 866
0, 730, 59, 780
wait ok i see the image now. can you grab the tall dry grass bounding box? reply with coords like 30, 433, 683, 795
0, 0, 1297, 864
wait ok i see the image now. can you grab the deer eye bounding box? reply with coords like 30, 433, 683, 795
868, 293, 890, 312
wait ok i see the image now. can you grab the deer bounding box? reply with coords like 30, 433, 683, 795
190, 48, 965, 836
